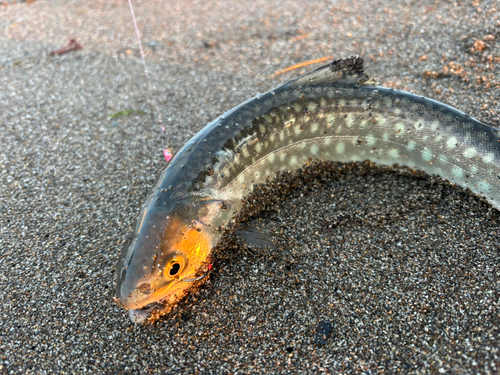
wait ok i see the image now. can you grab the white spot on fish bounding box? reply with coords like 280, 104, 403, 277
478, 180, 490, 191
382, 133, 389, 142
324, 138, 332, 146
310, 144, 319, 155
446, 136, 458, 149
463, 147, 476, 158
469, 165, 478, 175
483, 153, 494, 164
359, 119, 368, 129
326, 114, 335, 126
377, 116, 386, 127
242, 147, 250, 158
366, 134, 377, 147
308, 102, 318, 112
338, 99, 346, 107
280, 153, 286, 162
434, 134, 443, 143
293, 125, 301, 135
310, 123, 319, 133
438, 154, 448, 164
406, 141, 416, 151
430, 121, 440, 131
336, 142, 345, 154
255, 142, 262, 154
290, 155, 299, 166
452, 166, 464, 179
345, 114, 355, 128
414, 119, 425, 130
421, 148, 433, 162
395, 122, 405, 134
388, 149, 399, 159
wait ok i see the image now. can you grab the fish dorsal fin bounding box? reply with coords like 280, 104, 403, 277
290, 56, 376, 87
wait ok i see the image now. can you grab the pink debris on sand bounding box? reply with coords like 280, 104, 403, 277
163, 149, 173, 162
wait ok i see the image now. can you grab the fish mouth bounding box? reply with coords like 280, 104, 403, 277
124, 280, 184, 323
122, 265, 213, 323
128, 302, 158, 323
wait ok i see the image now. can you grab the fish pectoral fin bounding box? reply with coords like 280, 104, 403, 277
235, 219, 276, 250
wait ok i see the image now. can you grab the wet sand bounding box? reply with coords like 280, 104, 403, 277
1, 0, 499, 373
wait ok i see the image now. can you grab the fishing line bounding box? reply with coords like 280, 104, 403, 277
126, 0, 172, 161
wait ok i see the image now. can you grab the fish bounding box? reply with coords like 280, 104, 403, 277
114, 56, 500, 323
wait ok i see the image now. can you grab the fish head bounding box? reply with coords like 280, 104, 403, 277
115, 195, 226, 322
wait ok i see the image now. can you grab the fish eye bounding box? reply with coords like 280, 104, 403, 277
169, 263, 181, 276
164, 255, 186, 280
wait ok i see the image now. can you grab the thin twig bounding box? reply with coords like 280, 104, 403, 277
273, 56, 333, 76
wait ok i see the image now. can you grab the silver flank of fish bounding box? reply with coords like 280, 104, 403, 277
203, 60, 500, 211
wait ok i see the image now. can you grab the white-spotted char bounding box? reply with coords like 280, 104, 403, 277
115, 57, 500, 322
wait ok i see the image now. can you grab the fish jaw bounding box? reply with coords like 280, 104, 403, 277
128, 306, 156, 324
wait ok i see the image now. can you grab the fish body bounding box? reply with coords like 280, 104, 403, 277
115, 57, 500, 322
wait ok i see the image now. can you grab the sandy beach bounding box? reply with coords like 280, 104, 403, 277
1, 0, 499, 373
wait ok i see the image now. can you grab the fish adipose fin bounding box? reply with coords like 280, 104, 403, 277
290, 56, 376, 88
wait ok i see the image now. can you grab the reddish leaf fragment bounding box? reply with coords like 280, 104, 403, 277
50, 39, 83, 56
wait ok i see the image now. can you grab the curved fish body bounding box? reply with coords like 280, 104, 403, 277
115, 57, 500, 322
